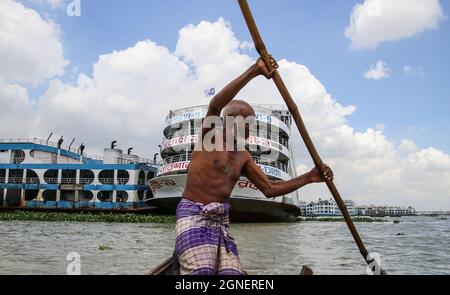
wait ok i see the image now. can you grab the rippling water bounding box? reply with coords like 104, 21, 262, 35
0, 216, 448, 275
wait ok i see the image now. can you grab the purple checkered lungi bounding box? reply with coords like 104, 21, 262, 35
175, 199, 243, 275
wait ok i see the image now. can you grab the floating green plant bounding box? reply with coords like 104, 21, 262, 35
0, 210, 176, 224
99, 245, 112, 251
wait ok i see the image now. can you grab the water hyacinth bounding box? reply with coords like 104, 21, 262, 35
0, 210, 176, 224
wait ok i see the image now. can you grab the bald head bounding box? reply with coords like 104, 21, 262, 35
222, 100, 255, 118
222, 100, 256, 141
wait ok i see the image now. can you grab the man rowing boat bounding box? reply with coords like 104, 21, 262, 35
175, 56, 334, 275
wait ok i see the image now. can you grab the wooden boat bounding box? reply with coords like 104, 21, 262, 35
148, 255, 313, 275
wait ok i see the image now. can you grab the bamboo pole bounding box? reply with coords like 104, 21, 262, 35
237, 0, 386, 275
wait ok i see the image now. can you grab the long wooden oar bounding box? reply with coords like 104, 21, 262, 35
237, 0, 387, 275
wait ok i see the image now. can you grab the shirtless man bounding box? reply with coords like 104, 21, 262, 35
174, 57, 333, 275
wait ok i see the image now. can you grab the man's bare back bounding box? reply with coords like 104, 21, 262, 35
182, 57, 333, 205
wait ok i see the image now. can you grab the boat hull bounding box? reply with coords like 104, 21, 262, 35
145, 197, 301, 222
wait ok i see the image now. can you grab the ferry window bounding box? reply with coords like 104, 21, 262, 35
138, 171, 146, 185
61, 191, 76, 202
137, 190, 145, 201
9, 169, 24, 183
44, 170, 59, 184
97, 191, 113, 202
6, 189, 21, 206
25, 190, 39, 201
79, 191, 94, 201
43, 190, 57, 202
11, 150, 25, 164
80, 170, 94, 185
117, 191, 128, 202
98, 170, 114, 185
29, 150, 35, 157
147, 172, 155, 181
26, 170, 40, 184
61, 170, 76, 185
0, 169, 5, 183
117, 170, 129, 185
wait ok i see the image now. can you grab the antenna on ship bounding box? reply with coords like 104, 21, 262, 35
46, 132, 53, 145
68, 138, 76, 150
127, 147, 133, 155
57, 136, 64, 149
111, 141, 117, 149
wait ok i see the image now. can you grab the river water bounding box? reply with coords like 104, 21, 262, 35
0, 216, 448, 275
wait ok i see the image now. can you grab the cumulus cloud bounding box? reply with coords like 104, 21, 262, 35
0, 3, 448, 210
345, 0, 445, 49
0, 79, 36, 137
363, 61, 391, 80
0, 0, 68, 85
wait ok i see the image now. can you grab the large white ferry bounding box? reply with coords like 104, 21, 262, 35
145, 104, 302, 222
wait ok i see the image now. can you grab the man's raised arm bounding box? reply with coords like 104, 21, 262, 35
242, 155, 334, 199
201, 57, 277, 138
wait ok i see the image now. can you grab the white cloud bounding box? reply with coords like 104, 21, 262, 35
0, 6, 448, 210
399, 139, 419, 154
345, 0, 445, 49
0, 0, 68, 85
0, 79, 36, 137
404, 65, 426, 78
363, 61, 390, 80
22, 0, 63, 9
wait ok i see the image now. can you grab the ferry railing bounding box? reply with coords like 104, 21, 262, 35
44, 178, 59, 184
164, 128, 289, 148
162, 154, 288, 173
25, 177, 40, 184
252, 157, 288, 173
7, 177, 24, 184
164, 104, 291, 126
117, 178, 129, 185
0, 138, 81, 154
79, 178, 94, 185
98, 178, 114, 185
165, 106, 208, 121
87, 155, 158, 166
61, 178, 76, 185
0, 177, 6, 183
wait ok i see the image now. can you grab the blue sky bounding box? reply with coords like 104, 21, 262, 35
23, 0, 450, 154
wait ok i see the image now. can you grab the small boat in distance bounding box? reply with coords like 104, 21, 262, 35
145, 104, 302, 222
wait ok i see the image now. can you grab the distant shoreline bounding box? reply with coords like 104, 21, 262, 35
300, 217, 390, 223
1, 211, 445, 224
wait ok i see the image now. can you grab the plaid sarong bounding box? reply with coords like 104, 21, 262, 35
175, 199, 243, 275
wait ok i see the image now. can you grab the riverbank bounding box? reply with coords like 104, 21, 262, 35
0, 210, 392, 223
0, 210, 175, 223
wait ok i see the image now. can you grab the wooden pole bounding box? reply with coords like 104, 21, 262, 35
237, 0, 386, 275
